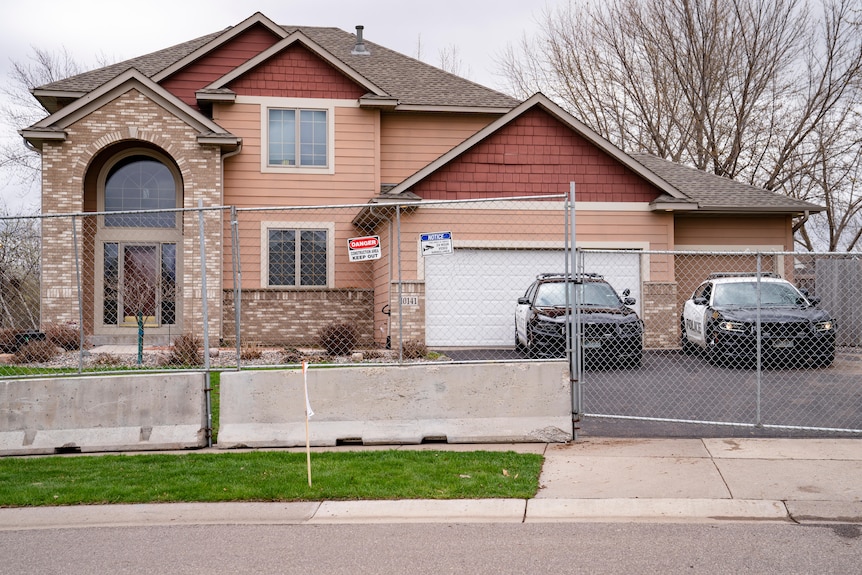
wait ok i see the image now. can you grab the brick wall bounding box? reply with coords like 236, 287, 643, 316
642, 282, 678, 349
386, 281, 426, 347
222, 288, 374, 347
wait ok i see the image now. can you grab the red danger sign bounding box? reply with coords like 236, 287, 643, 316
349, 236, 380, 250
347, 235, 382, 262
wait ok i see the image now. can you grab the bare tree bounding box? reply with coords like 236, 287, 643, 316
0, 208, 41, 330
0, 47, 85, 189
496, 0, 862, 251
438, 44, 471, 78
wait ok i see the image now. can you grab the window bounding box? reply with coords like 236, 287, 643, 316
268, 108, 327, 168
267, 228, 328, 287
103, 156, 178, 228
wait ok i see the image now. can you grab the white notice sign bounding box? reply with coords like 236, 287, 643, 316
420, 231, 453, 256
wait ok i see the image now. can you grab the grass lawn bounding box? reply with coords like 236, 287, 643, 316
0, 449, 543, 507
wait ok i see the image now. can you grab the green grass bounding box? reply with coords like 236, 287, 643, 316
0, 450, 543, 507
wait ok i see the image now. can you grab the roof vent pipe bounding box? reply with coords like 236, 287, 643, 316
352, 25, 371, 55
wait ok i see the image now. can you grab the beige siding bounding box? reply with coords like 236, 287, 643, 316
380, 112, 498, 183
391, 206, 675, 281
214, 103, 380, 206
675, 215, 793, 249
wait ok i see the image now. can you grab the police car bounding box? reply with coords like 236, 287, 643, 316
680, 273, 836, 367
515, 273, 643, 367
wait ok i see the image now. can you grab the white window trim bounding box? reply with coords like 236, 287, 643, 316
261, 221, 336, 289
240, 96, 345, 175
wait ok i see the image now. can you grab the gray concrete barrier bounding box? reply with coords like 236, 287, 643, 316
217, 362, 572, 448
0, 372, 208, 455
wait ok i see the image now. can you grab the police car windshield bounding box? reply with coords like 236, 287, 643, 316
712, 281, 806, 307
535, 281, 621, 307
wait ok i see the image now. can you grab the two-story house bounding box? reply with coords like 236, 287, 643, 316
21, 12, 822, 350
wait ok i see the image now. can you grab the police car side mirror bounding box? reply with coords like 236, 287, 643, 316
623, 297, 636, 306
693, 296, 708, 305
517, 297, 530, 305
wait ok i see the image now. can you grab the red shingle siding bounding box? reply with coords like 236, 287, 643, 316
161, 24, 282, 108
413, 108, 660, 202
227, 43, 366, 99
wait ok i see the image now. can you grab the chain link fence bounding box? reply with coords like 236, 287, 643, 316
1, 203, 859, 434
577, 249, 862, 434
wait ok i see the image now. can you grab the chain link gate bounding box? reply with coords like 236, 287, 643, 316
576, 249, 862, 435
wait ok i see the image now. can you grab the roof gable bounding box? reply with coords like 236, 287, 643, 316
21, 69, 238, 150
224, 43, 368, 99
384, 93, 686, 203
159, 23, 284, 108
380, 93, 822, 216
205, 31, 379, 99
407, 106, 664, 201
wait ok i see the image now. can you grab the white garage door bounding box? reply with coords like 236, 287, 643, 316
425, 249, 641, 347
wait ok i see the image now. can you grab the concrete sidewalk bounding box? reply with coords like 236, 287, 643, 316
1, 437, 860, 529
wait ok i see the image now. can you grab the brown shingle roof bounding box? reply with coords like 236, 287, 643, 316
632, 153, 824, 214
38, 31, 224, 93
37, 24, 517, 110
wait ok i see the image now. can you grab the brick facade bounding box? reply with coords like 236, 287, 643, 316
40, 89, 224, 344
222, 288, 374, 347
386, 281, 426, 347
641, 282, 679, 349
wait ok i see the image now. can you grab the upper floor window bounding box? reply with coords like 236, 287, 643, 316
103, 155, 178, 228
268, 108, 328, 168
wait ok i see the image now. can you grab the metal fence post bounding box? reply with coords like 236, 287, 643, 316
396, 203, 403, 363
755, 252, 763, 427
230, 206, 242, 369
198, 200, 212, 447
567, 182, 582, 438
71, 215, 84, 374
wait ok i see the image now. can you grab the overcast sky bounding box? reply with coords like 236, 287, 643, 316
0, 0, 562, 209
1, 0, 558, 92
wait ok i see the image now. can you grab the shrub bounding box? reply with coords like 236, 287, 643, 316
318, 322, 358, 356
240, 343, 263, 361
44, 323, 82, 351
161, 334, 203, 366
281, 347, 303, 364
92, 353, 123, 367
402, 339, 428, 360
13, 340, 60, 364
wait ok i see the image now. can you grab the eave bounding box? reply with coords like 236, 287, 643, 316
30, 89, 86, 114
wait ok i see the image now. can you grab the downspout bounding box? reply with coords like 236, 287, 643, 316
792, 210, 810, 240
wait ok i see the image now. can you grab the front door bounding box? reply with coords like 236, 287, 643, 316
103, 242, 176, 328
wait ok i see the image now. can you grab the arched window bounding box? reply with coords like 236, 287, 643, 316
104, 156, 178, 228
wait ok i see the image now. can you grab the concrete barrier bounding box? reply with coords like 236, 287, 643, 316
217, 362, 572, 448
0, 372, 208, 455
